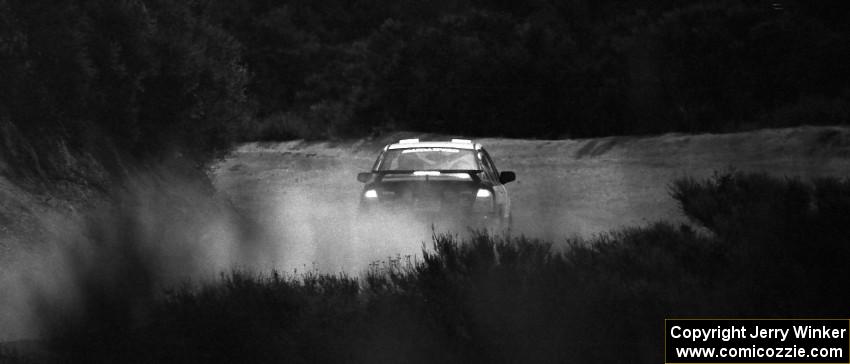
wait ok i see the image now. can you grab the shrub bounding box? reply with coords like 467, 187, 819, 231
671, 172, 850, 313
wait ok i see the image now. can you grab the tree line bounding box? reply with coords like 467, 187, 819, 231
2, 0, 849, 165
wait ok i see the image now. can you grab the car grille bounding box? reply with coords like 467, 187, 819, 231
380, 190, 474, 212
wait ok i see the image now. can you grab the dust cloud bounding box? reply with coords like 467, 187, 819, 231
0, 159, 442, 342
241, 184, 445, 273
0, 165, 248, 342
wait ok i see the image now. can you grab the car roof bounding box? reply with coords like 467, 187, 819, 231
386, 138, 481, 151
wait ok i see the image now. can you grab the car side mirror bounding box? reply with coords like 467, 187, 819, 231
357, 172, 372, 183
499, 171, 516, 184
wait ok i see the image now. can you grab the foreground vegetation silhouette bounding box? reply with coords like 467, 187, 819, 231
3, 172, 846, 363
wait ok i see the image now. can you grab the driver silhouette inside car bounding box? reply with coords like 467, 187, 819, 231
396, 153, 426, 170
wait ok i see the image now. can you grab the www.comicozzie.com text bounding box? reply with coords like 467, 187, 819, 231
674, 345, 844, 360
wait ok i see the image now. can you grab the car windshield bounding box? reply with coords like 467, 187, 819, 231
377, 148, 479, 171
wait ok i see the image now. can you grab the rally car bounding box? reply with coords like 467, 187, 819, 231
356, 138, 515, 230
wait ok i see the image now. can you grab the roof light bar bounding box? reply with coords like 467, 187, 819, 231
398, 138, 420, 144
451, 138, 472, 144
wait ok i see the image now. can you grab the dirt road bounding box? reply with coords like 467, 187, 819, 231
211, 126, 850, 273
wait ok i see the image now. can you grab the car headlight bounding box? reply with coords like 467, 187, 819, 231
473, 188, 493, 214
364, 189, 378, 198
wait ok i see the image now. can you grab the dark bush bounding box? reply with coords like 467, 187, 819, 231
0, 0, 250, 177
671, 172, 850, 313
